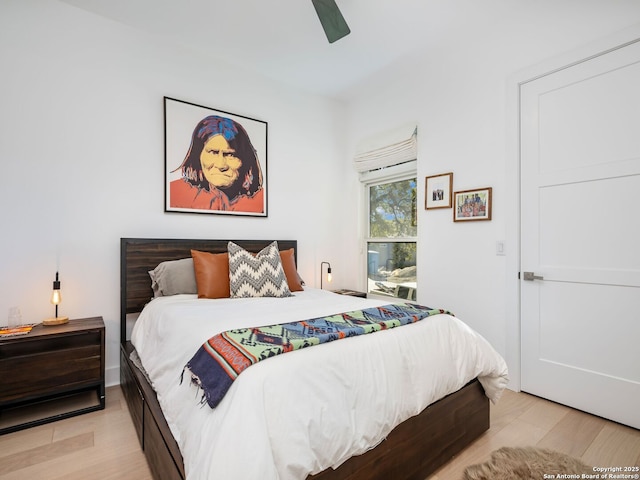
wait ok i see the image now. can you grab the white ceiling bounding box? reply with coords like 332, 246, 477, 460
59, 0, 640, 100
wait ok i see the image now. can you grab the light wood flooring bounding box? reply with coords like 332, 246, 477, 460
0, 386, 152, 480
430, 388, 640, 479
0, 386, 638, 479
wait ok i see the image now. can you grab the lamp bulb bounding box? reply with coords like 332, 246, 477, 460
51, 289, 61, 305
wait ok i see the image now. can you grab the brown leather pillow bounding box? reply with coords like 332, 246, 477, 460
191, 250, 230, 299
279, 248, 304, 292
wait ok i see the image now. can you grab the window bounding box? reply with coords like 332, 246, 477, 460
363, 163, 417, 300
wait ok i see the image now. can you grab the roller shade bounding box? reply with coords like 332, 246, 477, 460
353, 123, 417, 173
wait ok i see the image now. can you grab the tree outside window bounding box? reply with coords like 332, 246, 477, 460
367, 177, 417, 300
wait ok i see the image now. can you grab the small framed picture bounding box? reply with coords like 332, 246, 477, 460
425, 172, 453, 209
453, 187, 492, 222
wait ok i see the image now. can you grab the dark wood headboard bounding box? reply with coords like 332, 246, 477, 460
120, 238, 297, 345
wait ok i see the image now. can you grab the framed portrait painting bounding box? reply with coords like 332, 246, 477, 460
425, 172, 453, 209
164, 97, 268, 216
453, 187, 492, 222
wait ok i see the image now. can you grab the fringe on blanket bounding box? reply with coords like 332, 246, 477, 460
181, 366, 209, 407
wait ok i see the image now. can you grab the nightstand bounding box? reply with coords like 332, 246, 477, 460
332, 289, 368, 298
0, 316, 105, 434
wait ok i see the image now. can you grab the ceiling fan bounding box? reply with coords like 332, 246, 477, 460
311, 0, 351, 43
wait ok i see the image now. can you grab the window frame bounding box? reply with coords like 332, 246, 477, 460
360, 161, 418, 300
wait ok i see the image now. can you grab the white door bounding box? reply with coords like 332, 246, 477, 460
520, 40, 640, 429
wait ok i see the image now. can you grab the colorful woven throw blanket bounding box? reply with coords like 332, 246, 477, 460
183, 303, 450, 408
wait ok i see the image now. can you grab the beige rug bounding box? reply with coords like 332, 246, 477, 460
463, 446, 593, 480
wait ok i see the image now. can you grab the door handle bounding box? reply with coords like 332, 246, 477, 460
523, 271, 544, 281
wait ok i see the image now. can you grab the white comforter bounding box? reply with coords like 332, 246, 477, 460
131, 288, 508, 480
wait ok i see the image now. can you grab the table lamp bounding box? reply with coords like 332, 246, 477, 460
43, 271, 69, 326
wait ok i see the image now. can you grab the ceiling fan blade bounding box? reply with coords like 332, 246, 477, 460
311, 0, 351, 43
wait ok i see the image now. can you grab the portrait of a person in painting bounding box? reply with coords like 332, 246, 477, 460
169, 115, 264, 213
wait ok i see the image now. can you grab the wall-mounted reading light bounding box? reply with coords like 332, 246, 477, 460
320, 261, 332, 290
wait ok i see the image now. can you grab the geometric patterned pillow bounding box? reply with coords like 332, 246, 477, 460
228, 241, 292, 298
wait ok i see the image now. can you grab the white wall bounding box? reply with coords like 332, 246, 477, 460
3, 0, 639, 390
342, 8, 640, 387
0, 0, 351, 385
342, 48, 510, 353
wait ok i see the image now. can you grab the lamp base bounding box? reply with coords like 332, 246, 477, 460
43, 316, 69, 326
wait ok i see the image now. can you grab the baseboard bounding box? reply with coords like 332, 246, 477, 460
106, 365, 120, 387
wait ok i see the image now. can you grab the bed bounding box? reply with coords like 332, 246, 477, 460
119, 238, 508, 480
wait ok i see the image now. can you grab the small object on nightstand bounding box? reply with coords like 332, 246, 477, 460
0, 323, 36, 337
43, 271, 69, 326
7, 306, 22, 328
332, 289, 367, 298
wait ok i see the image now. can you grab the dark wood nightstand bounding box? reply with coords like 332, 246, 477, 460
0, 316, 105, 434
332, 289, 368, 298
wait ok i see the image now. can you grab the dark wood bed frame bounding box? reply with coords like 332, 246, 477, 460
120, 238, 489, 480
